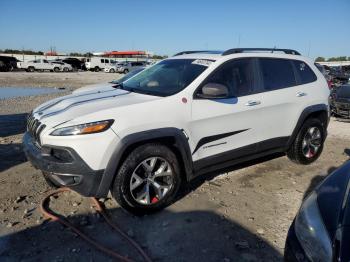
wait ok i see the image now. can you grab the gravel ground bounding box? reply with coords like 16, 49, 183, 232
0, 72, 349, 261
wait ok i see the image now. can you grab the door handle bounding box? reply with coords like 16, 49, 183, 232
245, 100, 261, 106
296, 92, 307, 97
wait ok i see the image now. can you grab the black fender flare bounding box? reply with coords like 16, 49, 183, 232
287, 103, 329, 148
95, 128, 193, 197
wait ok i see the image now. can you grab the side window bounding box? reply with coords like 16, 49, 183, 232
293, 60, 317, 84
259, 58, 296, 91
43, 60, 48, 63
105, 59, 109, 63
202, 58, 256, 97
100, 59, 104, 63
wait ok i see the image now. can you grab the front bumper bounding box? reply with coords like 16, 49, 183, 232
284, 221, 310, 262
23, 132, 104, 196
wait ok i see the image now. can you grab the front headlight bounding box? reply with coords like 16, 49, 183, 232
50, 120, 114, 136
294, 192, 332, 262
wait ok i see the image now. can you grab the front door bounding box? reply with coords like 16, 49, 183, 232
190, 58, 266, 166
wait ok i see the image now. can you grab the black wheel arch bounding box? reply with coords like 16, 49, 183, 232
287, 104, 329, 148
95, 128, 193, 197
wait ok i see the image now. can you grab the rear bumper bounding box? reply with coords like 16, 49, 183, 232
23, 132, 104, 197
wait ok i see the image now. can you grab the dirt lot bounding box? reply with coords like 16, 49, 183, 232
0, 72, 349, 262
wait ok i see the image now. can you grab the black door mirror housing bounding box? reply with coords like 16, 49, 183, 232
197, 83, 229, 99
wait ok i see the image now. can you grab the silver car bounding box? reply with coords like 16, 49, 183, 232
117, 61, 146, 74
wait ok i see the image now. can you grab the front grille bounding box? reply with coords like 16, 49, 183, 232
27, 113, 46, 146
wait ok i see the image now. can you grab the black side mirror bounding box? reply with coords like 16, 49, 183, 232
197, 83, 229, 99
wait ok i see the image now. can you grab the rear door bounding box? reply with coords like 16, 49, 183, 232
190, 58, 267, 164
254, 57, 309, 150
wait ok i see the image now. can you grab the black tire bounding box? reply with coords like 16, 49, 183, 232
123, 69, 129, 74
28, 66, 35, 72
109, 68, 115, 73
63, 67, 69, 72
112, 143, 182, 215
53, 67, 60, 72
94, 66, 100, 72
287, 118, 325, 165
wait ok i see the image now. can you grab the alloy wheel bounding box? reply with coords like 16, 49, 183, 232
129, 157, 174, 205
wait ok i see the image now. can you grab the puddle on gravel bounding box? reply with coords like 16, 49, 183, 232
0, 87, 65, 99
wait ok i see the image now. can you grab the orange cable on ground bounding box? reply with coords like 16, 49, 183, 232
40, 187, 152, 262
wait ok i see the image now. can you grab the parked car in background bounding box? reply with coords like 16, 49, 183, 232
315, 63, 333, 89
117, 61, 146, 73
55, 57, 85, 71
50, 61, 73, 72
0, 55, 19, 71
73, 67, 145, 94
329, 66, 350, 85
329, 80, 350, 118
85, 57, 116, 72
104, 63, 121, 73
17, 59, 61, 72
285, 160, 350, 262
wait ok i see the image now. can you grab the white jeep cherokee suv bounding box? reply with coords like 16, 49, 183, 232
23, 48, 330, 215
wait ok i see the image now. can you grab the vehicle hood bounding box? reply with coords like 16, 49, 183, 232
33, 88, 161, 128
316, 161, 350, 238
72, 82, 116, 94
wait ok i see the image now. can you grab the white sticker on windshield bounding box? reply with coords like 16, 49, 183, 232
192, 59, 213, 67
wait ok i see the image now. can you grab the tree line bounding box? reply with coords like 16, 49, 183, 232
0, 49, 168, 59
316, 56, 350, 62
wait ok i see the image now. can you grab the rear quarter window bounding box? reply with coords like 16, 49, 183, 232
259, 58, 296, 91
293, 60, 317, 84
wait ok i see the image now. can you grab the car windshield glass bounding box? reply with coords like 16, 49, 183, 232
111, 68, 144, 84
122, 59, 208, 96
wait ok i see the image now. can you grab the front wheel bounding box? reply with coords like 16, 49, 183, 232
112, 143, 182, 215
287, 118, 326, 165
53, 67, 60, 72
123, 69, 129, 74
109, 68, 115, 73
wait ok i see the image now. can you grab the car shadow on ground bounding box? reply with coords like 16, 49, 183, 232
179, 153, 286, 201
0, 113, 28, 172
0, 203, 282, 261
0, 143, 26, 173
0, 113, 27, 137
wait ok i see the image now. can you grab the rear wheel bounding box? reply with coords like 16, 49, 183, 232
53, 67, 60, 72
287, 118, 325, 165
112, 143, 182, 215
109, 68, 115, 73
63, 67, 69, 72
27, 66, 35, 72
94, 66, 100, 72
123, 69, 129, 74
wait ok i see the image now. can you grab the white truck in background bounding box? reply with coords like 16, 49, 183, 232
85, 57, 116, 72
17, 59, 62, 72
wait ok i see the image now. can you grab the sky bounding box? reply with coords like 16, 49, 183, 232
0, 0, 349, 58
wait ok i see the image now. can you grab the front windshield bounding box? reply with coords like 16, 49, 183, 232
111, 68, 144, 84
122, 59, 209, 97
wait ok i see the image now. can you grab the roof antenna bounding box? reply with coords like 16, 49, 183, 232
272, 46, 277, 53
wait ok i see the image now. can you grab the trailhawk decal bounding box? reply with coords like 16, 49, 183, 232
192, 129, 250, 155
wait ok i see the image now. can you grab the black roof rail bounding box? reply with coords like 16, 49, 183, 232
222, 48, 301, 56
173, 50, 223, 56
